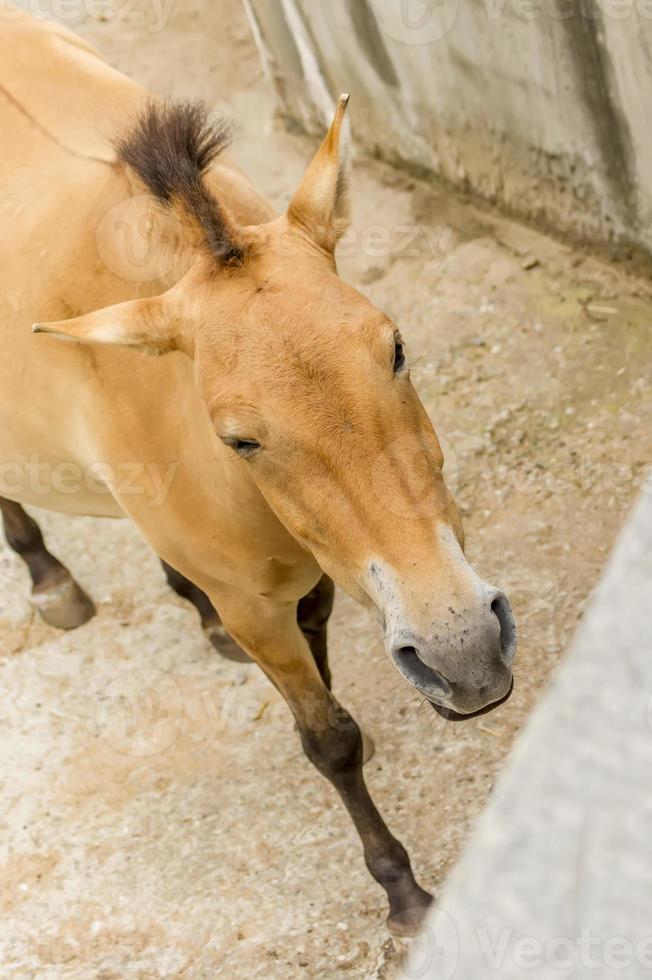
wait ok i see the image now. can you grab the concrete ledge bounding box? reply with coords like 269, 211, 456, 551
247, 0, 652, 256
403, 491, 652, 979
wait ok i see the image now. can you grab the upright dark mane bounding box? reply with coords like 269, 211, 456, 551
116, 101, 244, 264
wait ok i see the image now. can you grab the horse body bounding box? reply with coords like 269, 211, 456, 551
0, 7, 313, 600
0, 5, 517, 934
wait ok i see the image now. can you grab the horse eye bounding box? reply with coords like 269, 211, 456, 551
222, 436, 261, 458
393, 337, 406, 373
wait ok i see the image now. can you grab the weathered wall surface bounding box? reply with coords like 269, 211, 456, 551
245, 0, 652, 253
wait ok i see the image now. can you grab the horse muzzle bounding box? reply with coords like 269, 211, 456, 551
385, 589, 517, 719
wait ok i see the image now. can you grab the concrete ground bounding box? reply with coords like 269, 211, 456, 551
1, 2, 651, 978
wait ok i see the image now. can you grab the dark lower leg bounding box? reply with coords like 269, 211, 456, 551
0, 497, 95, 629
160, 559, 250, 663
297, 575, 374, 762
298, 696, 432, 935
297, 574, 334, 689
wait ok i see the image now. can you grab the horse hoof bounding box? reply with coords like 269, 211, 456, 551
361, 728, 376, 765
386, 893, 433, 938
204, 622, 251, 663
31, 575, 96, 630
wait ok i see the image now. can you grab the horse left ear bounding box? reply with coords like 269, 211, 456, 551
32, 295, 193, 357
287, 93, 351, 253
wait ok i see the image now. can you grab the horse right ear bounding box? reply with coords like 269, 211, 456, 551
287, 94, 352, 253
33, 295, 194, 357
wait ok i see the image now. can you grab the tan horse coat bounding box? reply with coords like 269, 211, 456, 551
0, 8, 318, 607
0, 5, 516, 933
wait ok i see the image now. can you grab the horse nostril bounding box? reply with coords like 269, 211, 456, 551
391, 645, 452, 698
491, 593, 517, 665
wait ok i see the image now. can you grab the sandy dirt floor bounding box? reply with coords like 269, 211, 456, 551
1, 1, 651, 977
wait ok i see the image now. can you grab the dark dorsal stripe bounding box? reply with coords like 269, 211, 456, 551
115, 100, 245, 264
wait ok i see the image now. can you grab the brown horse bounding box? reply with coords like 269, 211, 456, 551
0, 6, 516, 935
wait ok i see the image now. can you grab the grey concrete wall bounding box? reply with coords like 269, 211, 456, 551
245, 0, 652, 254
400, 489, 652, 979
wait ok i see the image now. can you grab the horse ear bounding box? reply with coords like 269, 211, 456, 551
32, 295, 193, 357
287, 94, 351, 253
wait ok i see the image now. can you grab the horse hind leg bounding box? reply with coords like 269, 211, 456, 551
160, 559, 251, 663
297, 574, 335, 690
0, 498, 95, 629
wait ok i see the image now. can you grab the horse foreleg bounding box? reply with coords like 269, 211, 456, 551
214, 587, 432, 937
160, 559, 250, 663
161, 564, 336, 674
0, 497, 95, 629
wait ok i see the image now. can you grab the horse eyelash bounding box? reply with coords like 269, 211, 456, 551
393, 336, 406, 372
221, 436, 262, 457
